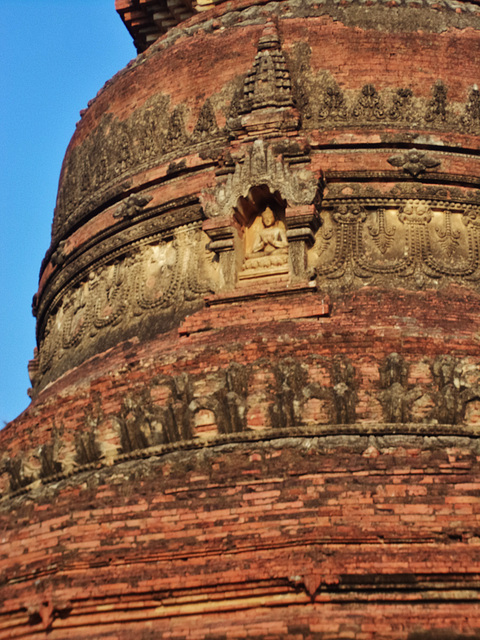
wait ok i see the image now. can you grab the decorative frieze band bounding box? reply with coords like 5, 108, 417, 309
313, 198, 480, 287
34, 194, 480, 392
5, 353, 480, 497
34, 224, 216, 391
52, 78, 480, 245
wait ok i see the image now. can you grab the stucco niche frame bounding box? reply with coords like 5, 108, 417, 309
202, 139, 322, 290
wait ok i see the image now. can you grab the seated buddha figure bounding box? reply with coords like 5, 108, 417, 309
241, 207, 289, 275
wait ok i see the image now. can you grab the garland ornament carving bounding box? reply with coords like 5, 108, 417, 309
368, 208, 395, 255
315, 199, 480, 286
35, 224, 216, 390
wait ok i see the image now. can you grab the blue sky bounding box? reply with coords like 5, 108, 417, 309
0, 2, 136, 424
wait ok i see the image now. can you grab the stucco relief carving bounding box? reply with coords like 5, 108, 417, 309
113, 193, 153, 220
36, 225, 217, 388
134, 241, 179, 311
192, 98, 219, 141
463, 86, 480, 130
432, 356, 480, 425
202, 139, 320, 287
387, 150, 441, 178
352, 84, 386, 120
37, 197, 480, 390
39, 443, 62, 480
52, 93, 225, 242
313, 199, 480, 287
7, 352, 480, 496
51, 65, 480, 255
202, 139, 318, 220
75, 396, 103, 466
286, 54, 479, 136
60, 284, 89, 349
5, 457, 33, 492
88, 262, 126, 332
214, 363, 249, 434
379, 354, 422, 423
425, 81, 448, 122
52, 62, 480, 247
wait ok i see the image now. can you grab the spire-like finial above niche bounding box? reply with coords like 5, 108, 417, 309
240, 22, 294, 113
229, 22, 299, 137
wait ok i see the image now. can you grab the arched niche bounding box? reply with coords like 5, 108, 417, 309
234, 184, 286, 225
203, 170, 321, 292
234, 185, 290, 285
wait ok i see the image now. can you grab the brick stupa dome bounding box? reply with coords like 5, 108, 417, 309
2, 0, 480, 637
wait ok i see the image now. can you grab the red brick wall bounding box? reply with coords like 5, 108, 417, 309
5, 286, 480, 459
2, 286, 480, 636
1, 439, 480, 638
5, 2, 480, 636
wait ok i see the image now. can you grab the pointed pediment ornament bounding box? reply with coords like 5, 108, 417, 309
228, 22, 299, 137
201, 139, 318, 219
241, 22, 294, 112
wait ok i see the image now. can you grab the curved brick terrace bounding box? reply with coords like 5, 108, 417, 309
2, 0, 480, 637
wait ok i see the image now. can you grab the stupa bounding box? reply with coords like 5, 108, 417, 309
1, 0, 480, 637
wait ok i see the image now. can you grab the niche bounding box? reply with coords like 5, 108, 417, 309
236, 185, 289, 285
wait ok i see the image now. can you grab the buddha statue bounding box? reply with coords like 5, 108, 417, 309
240, 207, 289, 278
248, 207, 288, 256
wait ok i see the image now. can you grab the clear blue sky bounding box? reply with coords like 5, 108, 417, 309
0, 1, 136, 424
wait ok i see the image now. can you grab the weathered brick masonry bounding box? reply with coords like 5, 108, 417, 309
2, 0, 480, 636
